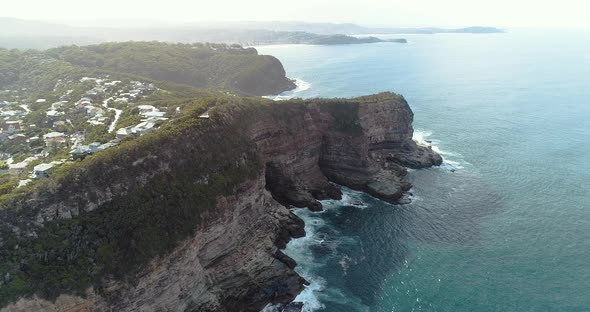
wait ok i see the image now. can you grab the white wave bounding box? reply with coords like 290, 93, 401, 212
270, 188, 371, 312
339, 189, 370, 209
271, 208, 325, 312
295, 277, 326, 312
263, 78, 311, 101
412, 129, 433, 146
262, 188, 373, 312
407, 189, 422, 202
413, 129, 469, 171
261, 275, 326, 312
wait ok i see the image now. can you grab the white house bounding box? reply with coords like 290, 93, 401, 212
86, 106, 104, 117
132, 121, 155, 136
137, 105, 157, 114
43, 132, 67, 149
116, 127, 134, 139
46, 110, 64, 120
33, 163, 55, 178
2, 120, 22, 133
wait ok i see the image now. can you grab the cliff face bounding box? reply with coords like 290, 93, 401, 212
0, 93, 440, 312
245, 93, 441, 209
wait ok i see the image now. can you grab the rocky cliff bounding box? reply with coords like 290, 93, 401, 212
0, 92, 440, 311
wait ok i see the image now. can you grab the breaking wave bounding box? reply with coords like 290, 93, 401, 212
263, 78, 311, 101
413, 129, 469, 171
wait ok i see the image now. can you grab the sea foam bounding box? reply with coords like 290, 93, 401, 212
263, 78, 311, 101
272, 188, 370, 312
413, 129, 469, 171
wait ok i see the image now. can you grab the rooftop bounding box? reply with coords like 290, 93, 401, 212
34, 163, 55, 172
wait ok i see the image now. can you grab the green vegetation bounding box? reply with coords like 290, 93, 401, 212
309, 35, 383, 45
0, 91, 394, 306
115, 106, 142, 130
47, 42, 295, 96
0, 42, 394, 308
320, 101, 363, 134
0, 98, 263, 306
0, 49, 86, 92
0, 175, 18, 197
83, 124, 112, 144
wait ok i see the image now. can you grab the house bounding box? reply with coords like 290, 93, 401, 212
143, 116, 168, 123
85, 106, 104, 117
71, 142, 102, 160
86, 87, 105, 101
132, 121, 155, 136
88, 142, 101, 151
51, 102, 65, 110
26, 136, 40, 143
98, 142, 117, 151
116, 121, 156, 139
198, 110, 211, 119
8, 134, 26, 143
87, 115, 108, 125
33, 163, 55, 178
35, 99, 47, 104
1, 120, 22, 133
43, 132, 67, 149
142, 111, 166, 118
0, 110, 25, 118
116, 127, 134, 139
46, 110, 63, 120
104, 81, 121, 87
137, 105, 157, 114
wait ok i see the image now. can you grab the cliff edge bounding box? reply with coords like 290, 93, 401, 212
0, 92, 440, 311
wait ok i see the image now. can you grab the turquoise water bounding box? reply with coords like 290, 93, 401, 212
257, 29, 590, 311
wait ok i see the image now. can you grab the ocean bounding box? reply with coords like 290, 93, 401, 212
256, 28, 590, 312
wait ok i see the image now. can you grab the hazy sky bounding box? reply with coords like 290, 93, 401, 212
3, 0, 590, 28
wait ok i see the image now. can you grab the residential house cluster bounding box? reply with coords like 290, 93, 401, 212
115, 104, 168, 139
71, 141, 118, 160
0, 103, 28, 143
0, 76, 168, 186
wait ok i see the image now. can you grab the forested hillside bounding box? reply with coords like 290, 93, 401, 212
0, 42, 294, 217
46, 42, 295, 96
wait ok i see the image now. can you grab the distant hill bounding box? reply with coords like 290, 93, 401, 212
309, 35, 407, 45
1, 42, 296, 96
190, 21, 504, 35
0, 17, 502, 49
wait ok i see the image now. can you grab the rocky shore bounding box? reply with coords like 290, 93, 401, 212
0, 92, 440, 312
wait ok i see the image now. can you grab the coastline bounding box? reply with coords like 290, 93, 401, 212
0, 92, 441, 311
266, 131, 450, 312
263, 78, 311, 101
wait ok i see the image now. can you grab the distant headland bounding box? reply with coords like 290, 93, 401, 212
0, 17, 503, 49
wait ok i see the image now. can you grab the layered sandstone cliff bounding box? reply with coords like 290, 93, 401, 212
0, 92, 440, 312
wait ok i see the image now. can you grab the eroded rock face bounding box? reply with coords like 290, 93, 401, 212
104, 176, 305, 312
0, 92, 440, 312
245, 93, 442, 208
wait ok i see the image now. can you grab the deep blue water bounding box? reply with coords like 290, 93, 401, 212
257, 29, 590, 312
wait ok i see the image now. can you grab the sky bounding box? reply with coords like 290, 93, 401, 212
3, 0, 590, 29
